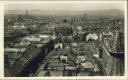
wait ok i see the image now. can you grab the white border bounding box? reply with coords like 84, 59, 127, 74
0, 3, 4, 78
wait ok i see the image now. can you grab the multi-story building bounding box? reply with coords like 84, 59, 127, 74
4, 36, 55, 77
100, 31, 124, 76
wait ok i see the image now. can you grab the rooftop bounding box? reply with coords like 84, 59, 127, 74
5, 47, 41, 76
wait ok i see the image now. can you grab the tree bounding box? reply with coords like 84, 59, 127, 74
44, 62, 48, 70
67, 70, 73, 76
44, 70, 51, 76
4, 54, 9, 67
63, 19, 68, 23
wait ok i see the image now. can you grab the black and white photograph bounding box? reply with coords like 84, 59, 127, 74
3, 1, 126, 77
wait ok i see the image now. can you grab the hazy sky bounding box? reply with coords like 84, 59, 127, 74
5, 1, 125, 11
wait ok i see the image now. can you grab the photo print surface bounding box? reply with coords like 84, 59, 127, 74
4, 1, 125, 77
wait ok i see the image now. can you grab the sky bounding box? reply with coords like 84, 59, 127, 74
5, 1, 125, 11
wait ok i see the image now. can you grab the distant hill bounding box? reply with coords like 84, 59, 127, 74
5, 9, 124, 18
86, 9, 124, 18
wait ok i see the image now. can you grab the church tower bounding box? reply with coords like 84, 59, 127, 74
82, 12, 88, 22
26, 10, 28, 17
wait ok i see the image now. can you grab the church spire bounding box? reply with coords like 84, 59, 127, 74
26, 10, 28, 17
83, 11, 88, 21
